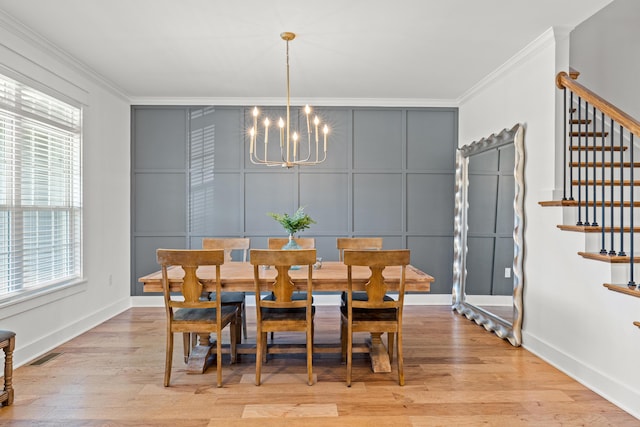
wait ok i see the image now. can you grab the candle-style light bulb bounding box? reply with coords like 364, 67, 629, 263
305, 105, 311, 115
278, 117, 285, 150
323, 125, 328, 152
249, 127, 255, 154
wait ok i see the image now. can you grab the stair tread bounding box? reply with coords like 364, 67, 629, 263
578, 251, 640, 263
569, 162, 640, 167
541, 200, 640, 207
557, 225, 640, 233
569, 145, 626, 151
569, 131, 610, 137
603, 283, 640, 297
572, 180, 634, 185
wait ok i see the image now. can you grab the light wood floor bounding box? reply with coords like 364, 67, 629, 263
0, 306, 637, 426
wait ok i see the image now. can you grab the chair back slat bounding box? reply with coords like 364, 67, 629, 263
202, 238, 250, 262
268, 237, 315, 249
157, 249, 224, 309
337, 237, 383, 261
344, 249, 410, 306
250, 249, 316, 304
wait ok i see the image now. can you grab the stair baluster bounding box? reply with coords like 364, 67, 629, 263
618, 125, 626, 256
608, 118, 616, 255
599, 111, 607, 255
629, 133, 636, 289
569, 92, 575, 201
577, 98, 583, 225
591, 105, 598, 226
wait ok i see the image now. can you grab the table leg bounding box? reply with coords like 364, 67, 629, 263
367, 333, 391, 373
186, 333, 213, 374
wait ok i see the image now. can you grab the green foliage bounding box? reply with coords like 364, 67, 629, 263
267, 206, 316, 235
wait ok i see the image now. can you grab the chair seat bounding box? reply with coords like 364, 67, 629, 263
340, 304, 397, 321
0, 331, 15, 342
263, 292, 311, 302
174, 305, 238, 324
210, 292, 245, 304
262, 306, 316, 321
341, 291, 393, 304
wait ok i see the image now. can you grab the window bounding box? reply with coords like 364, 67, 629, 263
0, 73, 82, 298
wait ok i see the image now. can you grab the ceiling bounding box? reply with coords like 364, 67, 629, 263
0, 0, 612, 103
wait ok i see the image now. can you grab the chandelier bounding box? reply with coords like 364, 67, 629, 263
248, 32, 328, 168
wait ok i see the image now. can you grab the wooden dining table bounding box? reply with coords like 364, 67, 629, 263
139, 261, 433, 374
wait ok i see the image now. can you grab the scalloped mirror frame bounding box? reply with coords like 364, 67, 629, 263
452, 123, 525, 347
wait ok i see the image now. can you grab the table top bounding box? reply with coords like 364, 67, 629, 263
139, 261, 433, 293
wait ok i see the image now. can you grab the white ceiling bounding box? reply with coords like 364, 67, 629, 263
0, 0, 612, 103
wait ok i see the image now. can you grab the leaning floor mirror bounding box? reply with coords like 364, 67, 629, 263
452, 124, 524, 346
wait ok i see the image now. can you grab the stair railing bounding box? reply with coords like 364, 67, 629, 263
557, 71, 640, 289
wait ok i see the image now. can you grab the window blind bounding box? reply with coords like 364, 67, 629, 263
0, 74, 82, 297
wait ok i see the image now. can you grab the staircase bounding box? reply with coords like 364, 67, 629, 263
540, 70, 640, 329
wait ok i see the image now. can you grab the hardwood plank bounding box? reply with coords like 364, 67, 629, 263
0, 307, 636, 426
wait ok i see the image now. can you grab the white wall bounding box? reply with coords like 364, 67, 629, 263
570, 0, 640, 121
459, 27, 640, 418
0, 14, 132, 367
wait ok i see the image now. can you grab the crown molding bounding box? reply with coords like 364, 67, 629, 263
0, 9, 130, 103
129, 96, 458, 108
457, 26, 571, 105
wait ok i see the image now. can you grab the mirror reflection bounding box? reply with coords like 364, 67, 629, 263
452, 124, 524, 346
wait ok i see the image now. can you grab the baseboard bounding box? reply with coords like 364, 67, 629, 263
13, 296, 132, 369
522, 330, 640, 420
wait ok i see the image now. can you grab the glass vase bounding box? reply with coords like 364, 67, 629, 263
282, 233, 301, 269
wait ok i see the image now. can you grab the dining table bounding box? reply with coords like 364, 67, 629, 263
139, 260, 433, 374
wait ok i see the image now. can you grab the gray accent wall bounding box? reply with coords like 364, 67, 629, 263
131, 106, 458, 295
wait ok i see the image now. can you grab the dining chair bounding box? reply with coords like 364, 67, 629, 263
250, 249, 316, 386
202, 237, 250, 342
157, 249, 238, 388
340, 249, 410, 386
0, 330, 15, 406
268, 237, 315, 249
337, 237, 384, 305
267, 237, 315, 341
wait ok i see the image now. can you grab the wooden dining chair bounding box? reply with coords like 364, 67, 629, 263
157, 249, 238, 388
250, 249, 316, 386
267, 237, 315, 341
340, 249, 410, 386
268, 237, 315, 249
202, 237, 250, 342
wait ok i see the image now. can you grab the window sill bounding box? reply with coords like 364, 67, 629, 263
0, 279, 88, 320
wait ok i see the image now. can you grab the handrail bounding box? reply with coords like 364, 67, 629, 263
556, 71, 640, 137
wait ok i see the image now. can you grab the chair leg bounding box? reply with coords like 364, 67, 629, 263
262, 332, 268, 363
387, 332, 395, 364
242, 303, 248, 340
340, 316, 347, 363
230, 318, 237, 364
182, 333, 191, 364
307, 322, 314, 386
346, 323, 353, 387
255, 326, 262, 386
2, 336, 14, 406
397, 329, 404, 386
216, 329, 223, 388
164, 331, 173, 387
